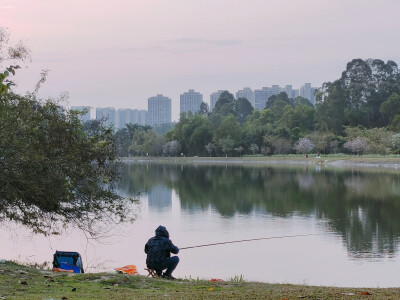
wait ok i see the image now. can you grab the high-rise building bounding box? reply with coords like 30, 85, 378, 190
271, 85, 280, 95
236, 87, 255, 108
282, 85, 293, 99
117, 108, 130, 129
96, 107, 116, 128
180, 89, 203, 115
300, 83, 315, 105
148, 94, 171, 126
131, 109, 148, 126
210, 90, 225, 112
116, 108, 148, 129
70, 106, 91, 122
254, 87, 272, 110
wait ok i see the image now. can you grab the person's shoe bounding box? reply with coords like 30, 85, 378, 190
162, 274, 176, 280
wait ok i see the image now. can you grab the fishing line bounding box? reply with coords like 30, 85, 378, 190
180, 233, 327, 250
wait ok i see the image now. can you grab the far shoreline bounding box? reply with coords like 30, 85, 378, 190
120, 154, 400, 171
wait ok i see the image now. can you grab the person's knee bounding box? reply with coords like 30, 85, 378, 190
171, 256, 179, 265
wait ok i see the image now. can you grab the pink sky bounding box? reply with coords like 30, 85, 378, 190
1, 0, 400, 120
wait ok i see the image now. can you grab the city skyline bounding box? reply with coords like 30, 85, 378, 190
74, 83, 316, 129
2, 0, 399, 122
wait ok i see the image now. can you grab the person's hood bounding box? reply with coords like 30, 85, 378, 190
155, 225, 169, 238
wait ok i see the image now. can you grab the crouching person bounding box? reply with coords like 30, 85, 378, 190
145, 225, 179, 279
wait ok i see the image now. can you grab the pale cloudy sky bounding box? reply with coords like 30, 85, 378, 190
1, 0, 400, 120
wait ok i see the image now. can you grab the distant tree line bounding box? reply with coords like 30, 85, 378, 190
114, 59, 400, 157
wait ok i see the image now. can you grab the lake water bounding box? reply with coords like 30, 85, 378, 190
1, 162, 400, 287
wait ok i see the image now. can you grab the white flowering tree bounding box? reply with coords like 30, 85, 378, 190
162, 140, 181, 156
294, 137, 315, 154
343, 138, 368, 155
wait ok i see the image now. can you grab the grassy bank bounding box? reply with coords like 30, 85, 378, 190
1, 262, 399, 299
122, 154, 400, 170
122, 153, 400, 162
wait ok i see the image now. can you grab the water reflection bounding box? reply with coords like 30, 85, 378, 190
148, 185, 172, 212
119, 163, 400, 259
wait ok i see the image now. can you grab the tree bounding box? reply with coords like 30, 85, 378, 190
1, 27, 30, 94
168, 113, 211, 156
218, 136, 235, 157
249, 143, 259, 155
234, 97, 254, 124
293, 96, 313, 107
205, 142, 218, 157
266, 92, 293, 109
142, 130, 165, 156
315, 59, 400, 132
260, 146, 271, 156
234, 146, 244, 157
343, 138, 369, 155
381, 93, 400, 123
294, 137, 315, 154
0, 93, 129, 235
0, 28, 132, 235
308, 131, 333, 154
389, 115, 400, 132
213, 115, 242, 145
163, 140, 181, 156
264, 135, 292, 155
114, 123, 152, 157
213, 91, 235, 113
273, 138, 292, 155
200, 101, 210, 115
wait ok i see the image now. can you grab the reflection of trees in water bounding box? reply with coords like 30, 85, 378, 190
119, 163, 400, 258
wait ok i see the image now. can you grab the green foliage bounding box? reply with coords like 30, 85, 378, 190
218, 136, 235, 156
168, 113, 212, 156
0, 92, 128, 235
0, 28, 133, 235
266, 92, 293, 109
343, 126, 395, 154
316, 59, 400, 133
114, 123, 152, 157
213, 114, 242, 144
213, 90, 235, 113
381, 93, 400, 123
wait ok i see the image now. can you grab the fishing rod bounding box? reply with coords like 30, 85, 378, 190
180, 233, 326, 250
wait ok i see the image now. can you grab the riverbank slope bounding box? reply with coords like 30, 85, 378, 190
0, 262, 398, 299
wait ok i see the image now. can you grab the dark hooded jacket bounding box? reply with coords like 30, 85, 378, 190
144, 226, 179, 270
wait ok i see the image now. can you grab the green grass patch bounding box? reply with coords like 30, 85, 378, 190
1, 261, 399, 299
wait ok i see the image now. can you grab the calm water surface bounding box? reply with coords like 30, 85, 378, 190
1, 162, 400, 287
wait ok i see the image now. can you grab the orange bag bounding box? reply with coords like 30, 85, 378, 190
115, 265, 138, 275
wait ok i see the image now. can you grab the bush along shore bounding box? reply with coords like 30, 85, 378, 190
0, 261, 399, 300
